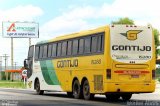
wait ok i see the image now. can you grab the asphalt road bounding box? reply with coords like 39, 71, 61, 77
0, 84, 160, 106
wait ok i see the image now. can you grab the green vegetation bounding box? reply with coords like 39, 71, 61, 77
158, 78, 160, 83
154, 29, 160, 57
156, 68, 160, 78
112, 17, 134, 25
0, 72, 11, 80
156, 68, 160, 83
0, 80, 27, 89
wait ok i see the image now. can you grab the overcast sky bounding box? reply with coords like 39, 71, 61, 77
0, 0, 159, 66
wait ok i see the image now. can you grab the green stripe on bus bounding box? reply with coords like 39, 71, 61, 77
40, 60, 60, 85
46, 60, 60, 85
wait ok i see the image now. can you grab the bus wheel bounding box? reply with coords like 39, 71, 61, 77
35, 79, 44, 95
121, 93, 132, 101
83, 80, 94, 100
67, 92, 73, 98
73, 80, 81, 99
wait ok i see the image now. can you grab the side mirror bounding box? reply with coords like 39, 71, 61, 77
24, 59, 28, 68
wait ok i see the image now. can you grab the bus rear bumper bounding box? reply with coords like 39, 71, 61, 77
104, 82, 156, 93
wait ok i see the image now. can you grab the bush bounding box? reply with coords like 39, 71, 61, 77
158, 77, 160, 82
1, 71, 6, 80
156, 68, 160, 78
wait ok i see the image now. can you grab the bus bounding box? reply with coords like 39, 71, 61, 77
24, 25, 156, 101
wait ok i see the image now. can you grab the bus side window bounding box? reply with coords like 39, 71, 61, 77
79, 38, 84, 54
91, 36, 98, 53
48, 44, 52, 58
52, 43, 57, 57
35, 46, 40, 60
57, 43, 62, 57
43, 45, 48, 59
97, 34, 104, 52
62, 41, 67, 56
73, 39, 79, 55
39, 46, 44, 59
84, 36, 91, 54
67, 41, 72, 56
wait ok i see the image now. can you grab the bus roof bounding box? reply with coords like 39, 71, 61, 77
37, 25, 109, 45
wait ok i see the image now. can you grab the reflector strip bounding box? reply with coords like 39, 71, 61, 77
114, 70, 149, 75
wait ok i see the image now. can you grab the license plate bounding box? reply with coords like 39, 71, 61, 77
131, 75, 139, 78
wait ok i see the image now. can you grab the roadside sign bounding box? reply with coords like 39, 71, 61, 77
22, 69, 27, 77
22, 69, 27, 85
2, 22, 39, 38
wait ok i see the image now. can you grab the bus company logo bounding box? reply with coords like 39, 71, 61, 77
7, 23, 16, 32
120, 30, 142, 40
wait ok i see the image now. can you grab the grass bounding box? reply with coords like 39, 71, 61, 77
0, 80, 27, 89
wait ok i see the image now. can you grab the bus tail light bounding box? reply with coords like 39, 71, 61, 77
152, 70, 155, 79
106, 69, 111, 79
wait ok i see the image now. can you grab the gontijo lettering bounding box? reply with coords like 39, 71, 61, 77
57, 59, 78, 68
112, 45, 151, 51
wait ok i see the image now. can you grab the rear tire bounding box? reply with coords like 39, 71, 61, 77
121, 93, 132, 101
73, 80, 82, 99
83, 80, 94, 100
35, 79, 44, 95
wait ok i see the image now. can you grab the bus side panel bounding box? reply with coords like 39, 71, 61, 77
52, 55, 105, 93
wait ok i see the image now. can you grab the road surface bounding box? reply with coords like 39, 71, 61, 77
0, 84, 160, 106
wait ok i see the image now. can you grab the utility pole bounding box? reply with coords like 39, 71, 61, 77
12, 62, 17, 82
3, 54, 9, 80
14, 62, 17, 69
11, 38, 14, 71
29, 38, 31, 47
11, 38, 14, 81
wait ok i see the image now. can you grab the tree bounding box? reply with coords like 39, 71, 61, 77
1, 71, 6, 80
154, 29, 160, 57
112, 17, 134, 25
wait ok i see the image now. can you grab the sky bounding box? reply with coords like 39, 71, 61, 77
0, 0, 160, 67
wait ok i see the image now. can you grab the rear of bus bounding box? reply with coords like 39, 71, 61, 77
107, 25, 155, 99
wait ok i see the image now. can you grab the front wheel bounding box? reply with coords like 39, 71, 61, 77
35, 79, 44, 95
83, 80, 94, 100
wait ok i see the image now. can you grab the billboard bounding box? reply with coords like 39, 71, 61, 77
2, 22, 39, 38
